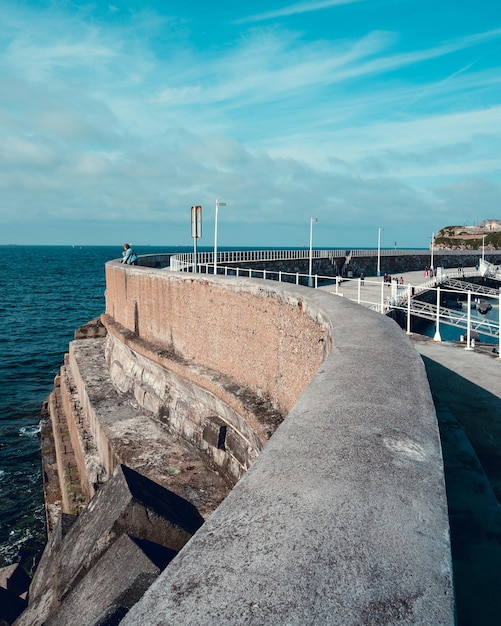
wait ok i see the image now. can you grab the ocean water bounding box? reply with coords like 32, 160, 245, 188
0, 245, 182, 573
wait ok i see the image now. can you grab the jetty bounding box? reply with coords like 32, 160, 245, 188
8, 247, 501, 626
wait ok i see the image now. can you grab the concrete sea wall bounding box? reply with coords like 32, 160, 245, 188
15, 258, 455, 625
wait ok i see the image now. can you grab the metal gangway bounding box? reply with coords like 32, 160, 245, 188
479, 258, 501, 281
441, 278, 499, 297
401, 298, 499, 339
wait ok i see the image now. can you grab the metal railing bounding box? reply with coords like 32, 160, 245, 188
169, 248, 493, 272
169, 248, 343, 271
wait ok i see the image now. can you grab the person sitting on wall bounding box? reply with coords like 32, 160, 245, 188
121, 243, 138, 265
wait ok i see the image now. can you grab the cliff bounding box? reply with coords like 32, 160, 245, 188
435, 222, 501, 250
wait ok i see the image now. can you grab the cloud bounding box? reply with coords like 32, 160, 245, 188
236, 0, 365, 24
0, 2, 500, 246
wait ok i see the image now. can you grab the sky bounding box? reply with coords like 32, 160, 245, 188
1, 0, 500, 249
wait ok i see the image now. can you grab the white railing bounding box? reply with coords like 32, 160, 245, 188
169, 248, 494, 272
169, 248, 345, 271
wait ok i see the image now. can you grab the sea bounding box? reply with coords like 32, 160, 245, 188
0, 245, 498, 576
0, 245, 192, 573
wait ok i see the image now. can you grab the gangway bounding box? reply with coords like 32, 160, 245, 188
441, 278, 499, 297
398, 299, 499, 339
479, 259, 501, 281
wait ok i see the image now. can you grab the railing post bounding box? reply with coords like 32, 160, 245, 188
314, 275, 318, 289
296, 273, 299, 285
380, 279, 385, 314
465, 290, 473, 350
357, 278, 361, 304
406, 284, 412, 335
279, 271, 282, 283
433, 286, 442, 341
263, 270, 266, 280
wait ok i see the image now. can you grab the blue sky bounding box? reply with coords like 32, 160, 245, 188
1, 0, 500, 248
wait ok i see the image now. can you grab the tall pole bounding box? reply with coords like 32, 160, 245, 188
309, 217, 318, 287
377, 227, 383, 276
482, 235, 486, 262
214, 199, 227, 276
430, 232, 435, 271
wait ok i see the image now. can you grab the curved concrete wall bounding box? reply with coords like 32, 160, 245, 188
105, 261, 331, 418
104, 261, 454, 624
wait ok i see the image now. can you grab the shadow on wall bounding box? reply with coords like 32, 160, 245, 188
421, 356, 501, 626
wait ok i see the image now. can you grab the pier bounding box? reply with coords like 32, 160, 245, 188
319, 267, 500, 342
13, 248, 501, 626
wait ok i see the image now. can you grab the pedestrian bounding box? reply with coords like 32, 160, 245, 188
360, 272, 365, 285
121, 243, 138, 265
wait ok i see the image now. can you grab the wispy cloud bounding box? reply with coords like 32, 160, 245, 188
0, 1, 499, 246
236, 0, 365, 24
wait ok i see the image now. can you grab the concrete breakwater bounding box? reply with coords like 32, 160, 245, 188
10, 256, 454, 625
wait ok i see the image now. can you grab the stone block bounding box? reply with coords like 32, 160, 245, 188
225, 426, 252, 468
21, 465, 203, 626
75, 317, 107, 340
44, 534, 176, 626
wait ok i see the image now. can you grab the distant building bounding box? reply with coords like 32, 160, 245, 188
478, 219, 501, 231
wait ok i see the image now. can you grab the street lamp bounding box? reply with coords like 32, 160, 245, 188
377, 227, 383, 277
309, 217, 318, 287
214, 199, 227, 276
430, 232, 435, 271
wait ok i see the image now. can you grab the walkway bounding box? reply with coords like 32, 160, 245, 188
326, 266, 501, 625
319, 266, 500, 340
413, 339, 501, 626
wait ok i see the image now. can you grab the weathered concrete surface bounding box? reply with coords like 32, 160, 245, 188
18, 465, 203, 626
114, 271, 455, 625
105, 262, 331, 418
58, 336, 234, 517
45, 534, 176, 626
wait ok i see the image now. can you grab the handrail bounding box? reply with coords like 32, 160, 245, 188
170, 248, 497, 272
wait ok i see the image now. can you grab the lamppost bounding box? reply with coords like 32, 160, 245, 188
377, 227, 383, 277
309, 217, 318, 287
430, 232, 435, 271
214, 199, 227, 276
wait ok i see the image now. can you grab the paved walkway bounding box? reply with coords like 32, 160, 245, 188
322, 266, 501, 625
318, 266, 479, 311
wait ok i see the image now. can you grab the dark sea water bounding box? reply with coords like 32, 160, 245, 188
0, 245, 187, 573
